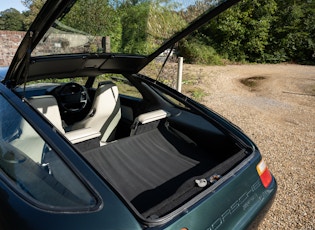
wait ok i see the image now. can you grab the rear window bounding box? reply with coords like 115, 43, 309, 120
0, 95, 97, 210
33, 0, 226, 57
94, 74, 143, 99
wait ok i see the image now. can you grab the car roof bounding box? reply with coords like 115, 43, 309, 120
3, 0, 240, 86
0, 67, 8, 80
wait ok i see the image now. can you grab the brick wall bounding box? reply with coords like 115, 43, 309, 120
0, 30, 26, 66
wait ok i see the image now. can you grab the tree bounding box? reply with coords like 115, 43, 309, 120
196, 0, 277, 62
120, 2, 150, 54
22, 0, 46, 28
61, 0, 122, 52
267, 0, 315, 63
0, 8, 25, 31
184, 0, 314, 64
120, 0, 186, 54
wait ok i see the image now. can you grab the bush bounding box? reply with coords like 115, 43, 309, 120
178, 40, 223, 65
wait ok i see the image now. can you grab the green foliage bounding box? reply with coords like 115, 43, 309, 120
146, 0, 186, 46
120, 0, 186, 54
178, 39, 222, 65
2, 0, 314, 64
0, 8, 25, 31
179, 0, 314, 64
61, 0, 122, 52
22, 0, 45, 29
191, 87, 207, 101
197, 0, 278, 62
267, 0, 315, 63
120, 2, 151, 54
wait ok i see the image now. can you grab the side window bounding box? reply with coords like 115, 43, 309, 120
0, 95, 97, 210
151, 85, 190, 110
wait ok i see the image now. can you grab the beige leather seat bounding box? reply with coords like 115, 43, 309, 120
28, 95, 65, 134
11, 95, 103, 163
29, 95, 101, 144
10, 117, 45, 163
70, 81, 121, 143
9, 95, 63, 163
130, 109, 170, 135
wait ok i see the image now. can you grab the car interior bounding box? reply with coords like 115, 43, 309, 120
7, 74, 248, 217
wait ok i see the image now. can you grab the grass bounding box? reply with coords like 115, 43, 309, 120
190, 88, 207, 101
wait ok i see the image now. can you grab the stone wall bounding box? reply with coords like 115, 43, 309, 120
0, 30, 26, 66
0, 30, 106, 67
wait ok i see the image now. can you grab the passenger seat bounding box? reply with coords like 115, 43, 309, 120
28, 95, 65, 134
29, 95, 101, 144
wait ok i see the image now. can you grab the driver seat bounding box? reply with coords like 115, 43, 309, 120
70, 81, 121, 143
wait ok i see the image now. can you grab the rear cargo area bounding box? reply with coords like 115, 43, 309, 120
82, 117, 248, 218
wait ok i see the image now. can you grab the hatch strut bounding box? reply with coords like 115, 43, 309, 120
22, 31, 34, 98
156, 44, 175, 82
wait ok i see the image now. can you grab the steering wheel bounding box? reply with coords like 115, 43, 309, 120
57, 82, 89, 113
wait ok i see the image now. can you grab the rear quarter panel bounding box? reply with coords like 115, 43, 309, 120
162, 150, 277, 230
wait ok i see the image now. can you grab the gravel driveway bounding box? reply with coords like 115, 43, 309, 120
183, 64, 315, 229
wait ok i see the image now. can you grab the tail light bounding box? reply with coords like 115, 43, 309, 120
256, 159, 273, 188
